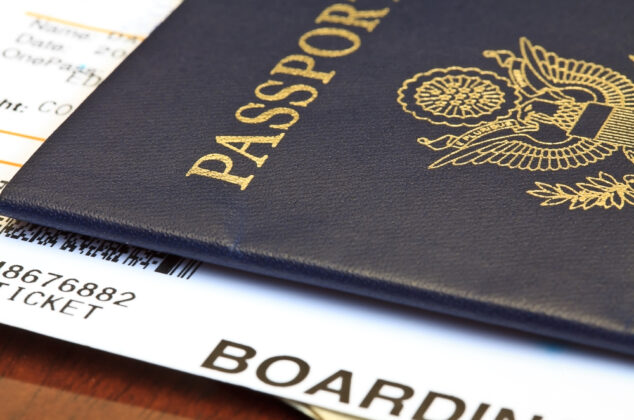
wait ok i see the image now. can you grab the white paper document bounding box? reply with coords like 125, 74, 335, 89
0, 0, 180, 175
0, 2, 632, 420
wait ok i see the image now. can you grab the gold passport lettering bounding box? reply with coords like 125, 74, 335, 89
298, 27, 361, 58
254, 80, 318, 107
235, 103, 300, 131
186, 154, 254, 190
216, 134, 285, 168
271, 55, 336, 84
186, 2, 392, 189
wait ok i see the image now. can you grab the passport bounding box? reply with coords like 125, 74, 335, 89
1, 0, 633, 355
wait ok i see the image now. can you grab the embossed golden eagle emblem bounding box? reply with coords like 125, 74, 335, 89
398, 37, 634, 210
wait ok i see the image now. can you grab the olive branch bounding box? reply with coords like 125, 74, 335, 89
527, 171, 634, 210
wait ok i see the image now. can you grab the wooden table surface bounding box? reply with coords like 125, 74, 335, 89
0, 323, 307, 420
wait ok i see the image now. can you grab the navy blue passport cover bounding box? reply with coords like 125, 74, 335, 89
2, 0, 634, 355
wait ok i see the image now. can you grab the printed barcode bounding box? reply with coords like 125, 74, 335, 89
0, 217, 201, 279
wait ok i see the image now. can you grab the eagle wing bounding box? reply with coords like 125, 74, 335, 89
519, 37, 634, 108
429, 135, 618, 171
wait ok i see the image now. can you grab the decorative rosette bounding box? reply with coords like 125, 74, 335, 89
397, 67, 521, 127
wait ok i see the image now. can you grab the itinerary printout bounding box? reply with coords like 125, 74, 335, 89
0, 2, 633, 419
